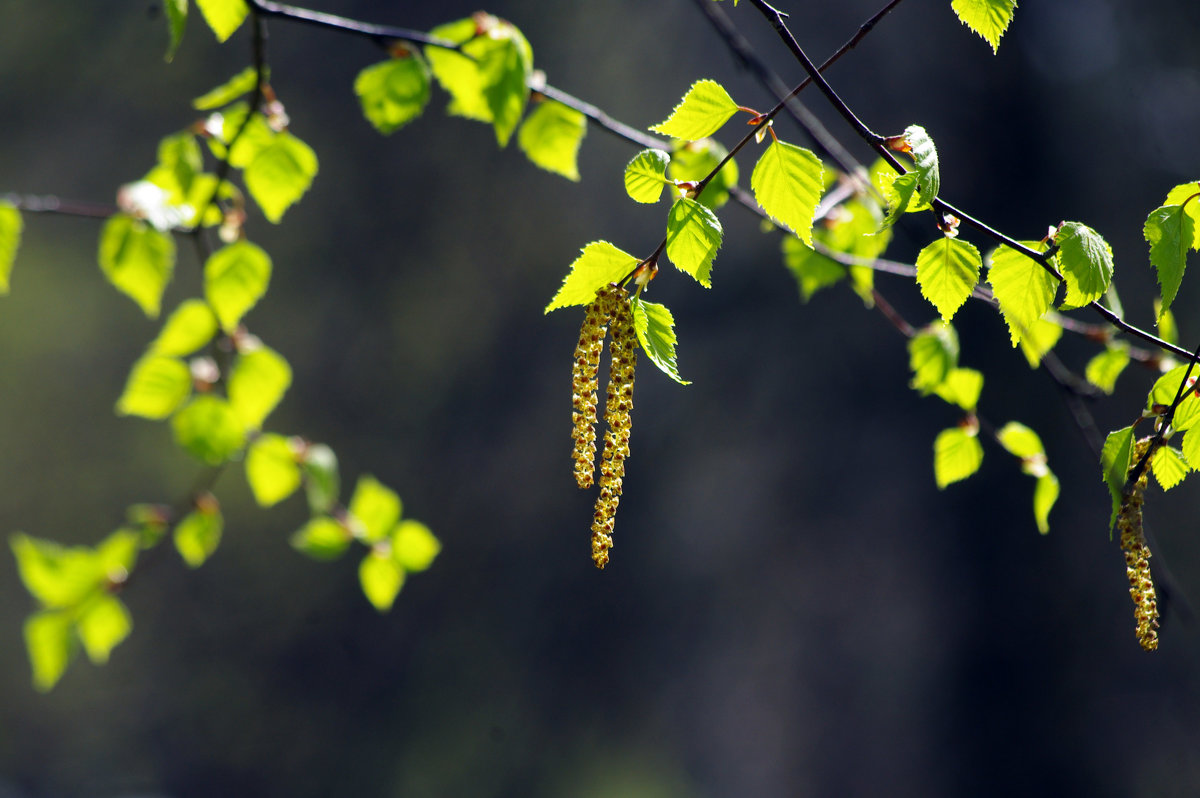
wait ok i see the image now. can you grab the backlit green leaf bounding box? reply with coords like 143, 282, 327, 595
986, 241, 1057, 346
1101, 425, 1135, 531
1085, 344, 1130, 395
631, 298, 689, 385
782, 238, 845, 301
1163, 182, 1200, 249
348, 475, 402, 544
290, 516, 351, 561
1151, 446, 1190, 491
245, 433, 302, 507
390, 520, 440, 572
244, 131, 318, 222
171, 395, 246, 465
208, 104, 275, 168
900, 125, 939, 205
193, 66, 261, 110
76, 595, 132, 664
1034, 472, 1059, 534
97, 213, 175, 318
997, 421, 1048, 476
879, 171, 920, 229
932, 368, 983, 412
1144, 204, 1195, 320
468, 19, 532, 146
624, 149, 671, 204
915, 237, 981, 322
518, 100, 586, 181
1017, 318, 1062, 368
355, 55, 432, 135
665, 197, 722, 287
151, 299, 219, 357
24, 610, 74, 692
195, 0, 247, 42
649, 79, 739, 141
173, 504, 223, 568
1053, 221, 1113, 309
359, 551, 405, 612
10, 534, 102, 609
1183, 426, 1200, 470
204, 240, 271, 333
164, 0, 187, 62
751, 140, 824, 246
1145, 364, 1200, 416
301, 443, 339, 515
934, 425, 984, 488
0, 201, 23, 294
228, 344, 291, 430
115, 355, 191, 420
669, 138, 738, 210
1156, 299, 1179, 344
951, 0, 1016, 53
425, 19, 491, 122
545, 241, 638, 313
908, 322, 959, 394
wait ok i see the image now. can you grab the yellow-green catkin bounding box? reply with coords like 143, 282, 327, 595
1118, 438, 1159, 651
571, 289, 617, 489
591, 287, 636, 569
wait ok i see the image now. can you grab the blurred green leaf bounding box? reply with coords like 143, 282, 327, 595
164, 0, 187, 62
472, 20, 532, 147
174, 502, 223, 568
24, 610, 75, 692
204, 240, 272, 333
1085, 344, 1131, 395
115, 355, 191, 420
996, 421, 1045, 461
517, 100, 585, 181
355, 55, 432, 135
195, 0, 247, 42
193, 66, 261, 110
669, 138, 738, 210
228, 344, 291, 430
0, 198, 23, 294
244, 131, 318, 222
908, 322, 959, 395
291, 516, 352, 561
1017, 318, 1062, 368
171, 396, 246, 465
97, 213, 176, 318
151, 299, 219, 357
934, 425, 983, 488
245, 434, 302, 507
1034, 472, 1059, 534
76, 595, 132, 664
425, 19, 491, 122
11, 534, 102, 609
932, 367, 983, 412
348, 476, 402, 544
301, 443, 340, 516
390, 520, 440, 572
359, 551, 405, 612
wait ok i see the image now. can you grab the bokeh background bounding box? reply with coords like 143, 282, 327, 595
2, 1, 1200, 796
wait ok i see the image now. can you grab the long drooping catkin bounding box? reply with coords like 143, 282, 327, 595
570, 289, 617, 489
591, 289, 636, 569
1118, 438, 1159, 651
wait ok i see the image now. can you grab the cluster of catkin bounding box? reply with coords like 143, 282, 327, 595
571, 284, 636, 569
1117, 438, 1159, 651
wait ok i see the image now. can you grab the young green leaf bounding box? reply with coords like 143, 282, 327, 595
879, 171, 920, 229
908, 322, 959, 394
355, 55, 432, 135
751, 140, 824, 246
174, 504, 223, 568
517, 100, 586, 181
933, 425, 984, 488
665, 197, 722, 286
1034, 472, 1059, 534
245, 433, 302, 507
425, 19, 492, 122
915, 237, 981, 322
631, 298, 689, 385
193, 66, 261, 110
1101, 425, 1135, 531
1163, 182, 1200, 249
1156, 299, 1180, 344
115, 355, 192, 420
10, 534, 104, 609
290, 517, 352, 561
0, 201, 23, 294
469, 19, 533, 146
24, 611, 75, 692
996, 421, 1048, 474
1052, 222, 1114, 309
669, 139, 738, 210
97, 213, 176, 318
301, 443, 339, 516
986, 242, 1058, 347
932, 368, 983, 412
244, 131, 318, 222
390, 520, 441, 572
782, 238, 845, 301
76, 595, 132, 665
624, 149, 671, 204
649, 80, 739, 141
1085, 344, 1130, 395
204, 240, 272, 333
348, 475, 402, 544
1144, 204, 1195, 320
950, 0, 1017, 53
1017, 318, 1062, 368
1151, 446, 1190, 491
164, 0, 187, 62
900, 125, 939, 205
208, 104, 276, 168
1145, 364, 1200, 421
171, 396, 246, 465
228, 345, 292, 430
195, 0, 247, 42
1183, 426, 1200, 471
359, 551, 405, 612
151, 299, 219, 357
544, 241, 638, 313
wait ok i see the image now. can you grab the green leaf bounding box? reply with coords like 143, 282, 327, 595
24, 611, 75, 692
208, 104, 276, 168
915, 237, 981, 322
390, 520, 441, 572
355, 55, 432, 135
171, 395, 246, 465
933, 425, 984, 488
359, 551, 405, 612
624, 149, 671, 204
244, 434, 302, 507
0, 201, 21, 294
665, 197, 722, 287
900, 125, 939, 205
76, 595, 132, 665
348, 475, 402, 544
1156, 299, 1180, 344
1053, 222, 1114, 309
517, 100, 586, 181
996, 420, 1049, 476
97, 214, 176, 318
751, 141, 824, 246
669, 138, 738, 210
986, 241, 1058, 346
1017, 318, 1062, 368
649, 79, 739, 141
228, 344, 291, 430
195, 0, 247, 42
950, 0, 1017, 53
95, 529, 140, 577
1101, 425, 1135, 531
932, 367, 983, 412
879, 171, 920, 229
425, 20, 492, 122
1151, 446, 1190, 491
193, 66, 261, 110
1183, 426, 1200, 470
151, 299, 219, 356
11, 533, 103, 609
290, 516, 351, 561
204, 240, 272, 333
1144, 204, 1195, 320
544, 241, 638, 313
1145, 364, 1200, 417
1163, 182, 1200, 249
782, 238, 845, 301
1034, 472, 1059, 534
173, 504, 223, 568
1085, 344, 1131, 395
244, 131, 318, 222
301, 443, 339, 515
466, 18, 533, 146
164, 0, 187, 62
908, 322, 959, 394
115, 355, 192, 420
631, 298, 689, 385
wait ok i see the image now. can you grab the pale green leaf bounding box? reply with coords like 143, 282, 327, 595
665, 197, 722, 287
244, 131, 318, 222
1151, 446, 1190, 491
986, 241, 1057, 346
1017, 318, 1062, 368
915, 237, 981, 322
228, 344, 291, 430
631, 298, 689, 385
348, 475, 402, 544
518, 100, 586, 181
97, 213, 176, 318
901, 125, 940, 205
879, 171, 920, 229
1101, 425, 1135, 531
1156, 299, 1179, 344
1163, 182, 1200, 249
208, 104, 275, 168
1144, 204, 1195, 319
390, 520, 441, 572
171, 395, 246, 465
751, 141, 824, 246
997, 421, 1046, 460
245, 433, 302, 507
195, 0, 247, 42
649, 79, 739, 141
204, 240, 271, 333
425, 20, 491, 122
1183, 426, 1200, 470
1053, 221, 1113, 309
908, 322, 959, 394
151, 299, 218, 357
1085, 344, 1130, 395
669, 138, 738, 210
164, 0, 187, 62
0, 201, 21, 294
624, 149, 671, 204
544, 241, 638, 313
10, 533, 102, 609
1144, 364, 1200, 431
115, 355, 191, 420
76, 595, 132, 665
359, 551, 405, 612
301, 443, 339, 515
173, 505, 223, 568
355, 56, 432, 135
950, 0, 1017, 53
1034, 472, 1059, 534
193, 66, 260, 110
932, 367, 983, 411
24, 611, 75, 692
95, 529, 140, 578
782, 238, 844, 301
468, 20, 532, 147
933, 426, 984, 488
290, 516, 352, 561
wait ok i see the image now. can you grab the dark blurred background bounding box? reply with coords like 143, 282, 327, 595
2, 1, 1199, 796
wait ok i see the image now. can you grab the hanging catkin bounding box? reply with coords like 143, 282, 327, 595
1117, 438, 1159, 651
